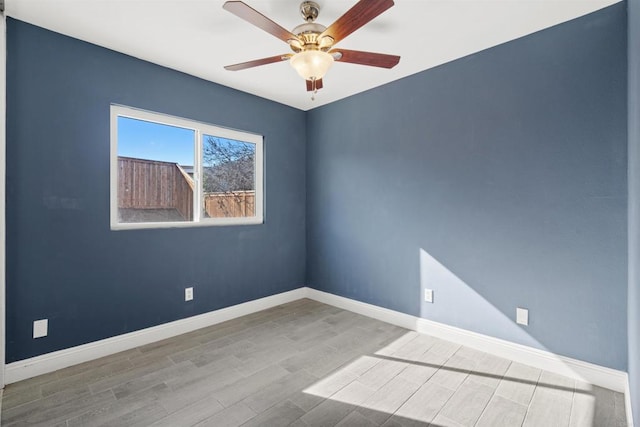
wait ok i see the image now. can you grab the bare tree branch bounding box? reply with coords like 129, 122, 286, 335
202, 136, 255, 217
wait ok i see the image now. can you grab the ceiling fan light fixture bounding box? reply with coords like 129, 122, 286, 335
290, 50, 334, 81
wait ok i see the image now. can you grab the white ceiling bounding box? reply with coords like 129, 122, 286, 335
5, 0, 620, 111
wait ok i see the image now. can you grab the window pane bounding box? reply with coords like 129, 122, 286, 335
117, 117, 195, 223
111, 105, 263, 229
202, 135, 256, 218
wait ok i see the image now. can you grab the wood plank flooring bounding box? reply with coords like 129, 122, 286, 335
0, 299, 628, 426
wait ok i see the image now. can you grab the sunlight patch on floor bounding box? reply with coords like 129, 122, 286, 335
302, 330, 598, 426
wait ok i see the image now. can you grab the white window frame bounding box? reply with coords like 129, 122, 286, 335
110, 105, 264, 230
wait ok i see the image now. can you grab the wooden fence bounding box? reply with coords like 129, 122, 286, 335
118, 157, 254, 220
204, 191, 255, 218
117, 157, 193, 221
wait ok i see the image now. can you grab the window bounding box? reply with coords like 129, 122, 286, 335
110, 105, 263, 229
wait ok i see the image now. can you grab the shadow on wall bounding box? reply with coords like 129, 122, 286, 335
419, 248, 540, 349
416, 247, 630, 393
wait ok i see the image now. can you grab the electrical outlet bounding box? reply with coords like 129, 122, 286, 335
424, 289, 434, 303
185, 287, 194, 302
33, 319, 48, 338
516, 307, 529, 326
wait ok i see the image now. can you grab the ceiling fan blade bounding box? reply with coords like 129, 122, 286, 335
224, 54, 291, 71
306, 78, 324, 92
331, 49, 400, 68
223, 1, 300, 44
319, 0, 394, 45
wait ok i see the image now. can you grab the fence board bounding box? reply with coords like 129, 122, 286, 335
204, 192, 255, 218
118, 157, 193, 221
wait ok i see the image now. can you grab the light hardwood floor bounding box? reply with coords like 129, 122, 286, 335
0, 299, 628, 426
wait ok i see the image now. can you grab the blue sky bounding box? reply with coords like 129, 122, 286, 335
117, 117, 195, 166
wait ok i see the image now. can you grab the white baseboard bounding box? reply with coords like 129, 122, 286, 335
304, 288, 628, 394
415, 317, 628, 393
626, 376, 635, 427
3, 286, 634, 426
305, 288, 420, 331
4, 288, 307, 384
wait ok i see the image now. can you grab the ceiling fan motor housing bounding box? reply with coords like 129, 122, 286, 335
289, 2, 334, 54
291, 23, 328, 50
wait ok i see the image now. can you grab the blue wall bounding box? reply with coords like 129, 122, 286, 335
306, 4, 628, 370
628, 0, 640, 420
5, 19, 306, 362
5, 3, 631, 380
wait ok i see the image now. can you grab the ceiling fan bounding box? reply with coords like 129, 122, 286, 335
223, 0, 400, 96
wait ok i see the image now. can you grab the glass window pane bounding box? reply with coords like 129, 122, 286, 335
202, 135, 256, 218
117, 117, 195, 223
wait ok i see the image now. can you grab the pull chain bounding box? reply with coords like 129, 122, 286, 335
310, 77, 318, 101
